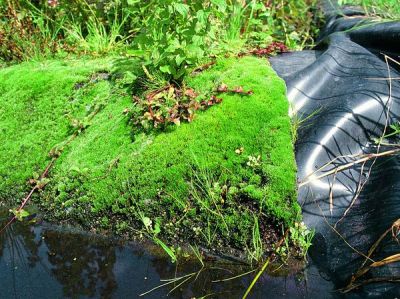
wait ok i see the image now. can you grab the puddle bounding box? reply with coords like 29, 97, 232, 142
0, 210, 335, 298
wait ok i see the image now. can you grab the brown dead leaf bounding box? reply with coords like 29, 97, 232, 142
216, 84, 253, 95
185, 88, 198, 98
234, 86, 244, 93
370, 253, 400, 268
191, 61, 216, 75
217, 83, 228, 92
392, 219, 400, 240
171, 117, 181, 126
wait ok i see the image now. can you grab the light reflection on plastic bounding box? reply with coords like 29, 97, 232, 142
288, 71, 330, 117
301, 98, 382, 191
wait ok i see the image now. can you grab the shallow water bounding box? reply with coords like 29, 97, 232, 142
0, 210, 336, 299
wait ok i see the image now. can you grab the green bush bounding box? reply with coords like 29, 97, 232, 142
129, 0, 320, 80
132, 1, 217, 80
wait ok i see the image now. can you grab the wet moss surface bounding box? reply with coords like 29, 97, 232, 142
0, 56, 299, 259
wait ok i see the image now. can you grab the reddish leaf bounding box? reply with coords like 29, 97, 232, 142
217, 84, 228, 92
185, 88, 198, 98
216, 84, 253, 96
234, 86, 244, 93
249, 42, 289, 57
130, 83, 224, 131
191, 61, 216, 75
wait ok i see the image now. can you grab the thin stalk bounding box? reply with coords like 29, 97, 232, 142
242, 230, 289, 299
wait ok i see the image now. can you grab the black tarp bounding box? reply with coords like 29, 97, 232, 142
271, 1, 400, 297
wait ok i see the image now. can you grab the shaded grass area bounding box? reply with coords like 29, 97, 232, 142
0, 56, 299, 257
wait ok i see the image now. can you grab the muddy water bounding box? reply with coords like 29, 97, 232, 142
0, 210, 335, 298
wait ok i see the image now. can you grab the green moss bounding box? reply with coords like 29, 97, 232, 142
0, 58, 113, 201
122, 56, 299, 224
0, 56, 299, 253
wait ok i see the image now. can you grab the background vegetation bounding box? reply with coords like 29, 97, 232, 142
338, 0, 400, 19
1, 1, 321, 69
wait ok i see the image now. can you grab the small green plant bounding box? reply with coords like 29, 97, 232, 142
246, 216, 264, 262
132, 1, 216, 80
374, 122, 400, 143
116, 220, 129, 233
198, 216, 218, 247
290, 108, 321, 143
190, 166, 230, 235
9, 208, 31, 222
141, 215, 177, 263
127, 83, 226, 134
289, 222, 315, 260
275, 226, 291, 263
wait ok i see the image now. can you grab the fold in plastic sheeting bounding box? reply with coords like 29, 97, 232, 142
271, 3, 400, 297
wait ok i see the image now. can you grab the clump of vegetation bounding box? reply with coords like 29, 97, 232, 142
0, 0, 64, 61
1, 0, 321, 64
290, 222, 315, 260
132, 1, 216, 80
125, 0, 321, 80
338, 0, 400, 19
0, 56, 302, 261
128, 85, 219, 132
127, 81, 254, 133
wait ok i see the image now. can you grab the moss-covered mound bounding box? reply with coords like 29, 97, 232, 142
0, 56, 299, 256
0, 59, 113, 200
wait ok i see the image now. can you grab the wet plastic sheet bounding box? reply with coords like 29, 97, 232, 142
270, 2, 400, 298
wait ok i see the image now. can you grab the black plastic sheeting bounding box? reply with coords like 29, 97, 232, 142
270, 2, 400, 298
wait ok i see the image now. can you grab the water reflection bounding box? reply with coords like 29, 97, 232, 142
43, 230, 117, 298
0, 210, 336, 298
